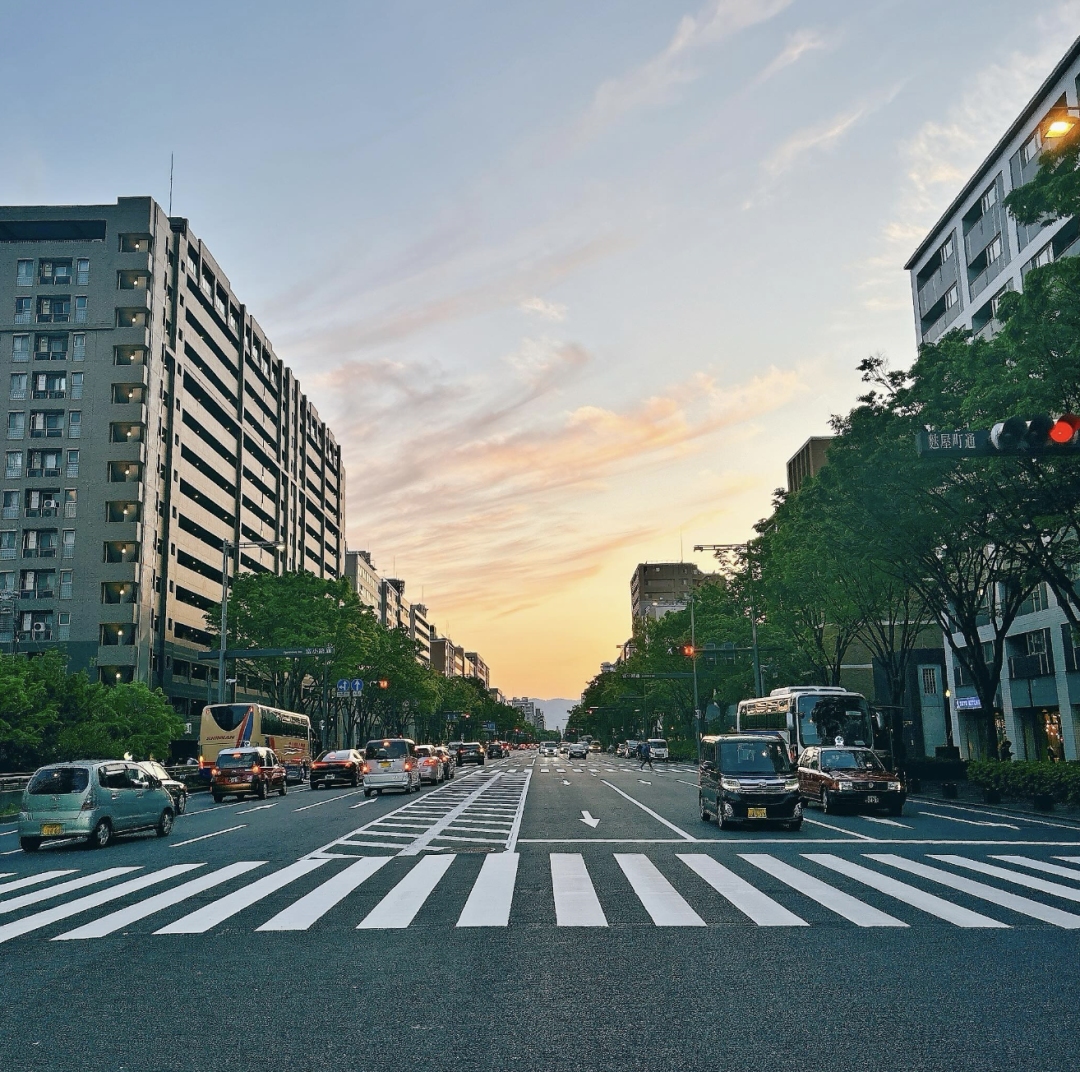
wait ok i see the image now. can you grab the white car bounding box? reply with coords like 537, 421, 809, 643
647, 738, 669, 761
540, 743, 557, 757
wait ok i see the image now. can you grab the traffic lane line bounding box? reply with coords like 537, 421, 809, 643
170, 825, 247, 848
801, 817, 876, 841
913, 797, 1080, 832
600, 780, 696, 841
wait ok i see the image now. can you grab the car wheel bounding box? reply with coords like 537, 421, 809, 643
786, 819, 803, 832
176, 791, 187, 815
212, 791, 224, 804
20, 837, 41, 853
156, 809, 174, 838
255, 780, 267, 801
279, 779, 288, 797
351, 773, 359, 788
364, 788, 373, 798
88, 819, 112, 849
699, 794, 711, 823
888, 802, 904, 816
821, 790, 833, 815
375, 789, 383, 796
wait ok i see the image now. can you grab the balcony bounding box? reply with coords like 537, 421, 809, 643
99, 661, 136, 682
970, 254, 1006, 301
106, 501, 141, 524
101, 581, 138, 605
917, 257, 960, 317
99, 617, 137, 644
973, 318, 1003, 341
20, 627, 54, 643
923, 300, 963, 343
22, 543, 58, 560
113, 346, 148, 367
19, 587, 55, 601
964, 206, 1003, 263
115, 308, 148, 330
108, 461, 143, 483
1008, 651, 1054, 679
109, 422, 145, 444
103, 541, 140, 565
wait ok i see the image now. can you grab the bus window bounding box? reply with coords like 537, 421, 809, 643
205, 704, 252, 731
797, 695, 872, 747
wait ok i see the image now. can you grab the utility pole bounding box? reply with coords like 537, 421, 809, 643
690, 594, 701, 762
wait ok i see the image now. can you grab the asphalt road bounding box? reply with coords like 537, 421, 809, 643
3, 752, 1080, 1072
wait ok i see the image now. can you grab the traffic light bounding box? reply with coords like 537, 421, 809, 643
377, 678, 389, 689
989, 414, 1080, 453
678, 644, 695, 657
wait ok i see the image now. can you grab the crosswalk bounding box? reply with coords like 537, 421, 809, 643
3, 851, 1080, 941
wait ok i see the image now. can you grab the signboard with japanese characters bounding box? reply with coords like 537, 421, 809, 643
915, 430, 991, 456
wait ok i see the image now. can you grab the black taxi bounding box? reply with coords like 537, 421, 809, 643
699, 734, 803, 831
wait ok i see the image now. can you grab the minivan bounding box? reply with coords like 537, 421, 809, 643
698, 734, 802, 831
363, 738, 420, 795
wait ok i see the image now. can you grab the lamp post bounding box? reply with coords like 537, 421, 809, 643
218, 538, 283, 703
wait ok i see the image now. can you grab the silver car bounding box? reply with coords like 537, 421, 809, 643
138, 760, 188, 814
19, 760, 176, 851
363, 738, 420, 796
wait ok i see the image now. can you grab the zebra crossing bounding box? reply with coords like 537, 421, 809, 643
3, 850, 1080, 941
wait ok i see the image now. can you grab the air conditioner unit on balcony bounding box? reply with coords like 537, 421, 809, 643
31, 622, 45, 638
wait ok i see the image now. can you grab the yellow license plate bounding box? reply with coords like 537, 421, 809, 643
40, 823, 63, 836
379, 761, 391, 768
747, 808, 767, 819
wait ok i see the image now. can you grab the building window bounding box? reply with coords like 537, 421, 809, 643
9, 375, 27, 401
67, 412, 81, 439
944, 284, 959, 310
16, 260, 33, 286
1, 491, 17, 520
57, 611, 70, 639
72, 333, 86, 361
76, 259, 89, 286
37, 296, 71, 323
7, 413, 25, 441
14, 298, 32, 324
69, 373, 83, 400
938, 234, 953, 263
39, 260, 72, 285
0, 532, 15, 560
979, 183, 997, 215
64, 489, 77, 519
36, 335, 67, 361
990, 283, 1012, 319
1021, 130, 1042, 166
29, 411, 63, 439
62, 530, 75, 560
59, 571, 72, 600
5, 452, 22, 479
921, 667, 938, 695
1034, 243, 1054, 269
12, 335, 30, 363
65, 450, 79, 478
74, 296, 87, 324
985, 235, 1003, 265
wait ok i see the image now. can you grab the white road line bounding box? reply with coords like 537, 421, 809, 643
917, 812, 1019, 830
803, 854, 1006, 928
991, 855, 1080, 881
0, 865, 202, 944
801, 817, 877, 840
258, 857, 390, 931
860, 817, 913, 829
237, 803, 278, 815
615, 854, 705, 927
677, 780, 698, 788
551, 853, 607, 927
915, 799, 1073, 830
156, 860, 328, 934
0, 867, 140, 914
357, 854, 456, 928
402, 775, 508, 857
0, 870, 78, 896
639, 780, 652, 785
1056, 856, 1080, 865
741, 854, 907, 927
677, 854, 807, 926
55, 862, 263, 940
0, 830, 16, 836
0, 849, 24, 855
600, 780, 695, 841
457, 852, 519, 928
929, 854, 1080, 903
868, 854, 1080, 928
294, 798, 334, 812
170, 825, 246, 848
350, 799, 374, 809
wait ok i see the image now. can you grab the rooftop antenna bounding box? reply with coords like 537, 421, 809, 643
168, 153, 174, 216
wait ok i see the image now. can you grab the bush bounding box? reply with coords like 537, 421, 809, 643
968, 760, 1080, 805
904, 756, 968, 783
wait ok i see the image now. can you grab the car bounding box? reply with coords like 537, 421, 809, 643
415, 744, 446, 784
212, 747, 288, 802
615, 743, 627, 758
363, 738, 421, 795
310, 748, 364, 789
457, 741, 486, 766
698, 734, 802, 831
138, 760, 188, 814
487, 742, 505, 759
589, 742, 602, 753
434, 745, 455, 779
540, 742, 557, 757
647, 738, 669, 762
567, 741, 588, 759
625, 740, 642, 759
797, 745, 906, 815
558, 743, 569, 756
19, 760, 176, 851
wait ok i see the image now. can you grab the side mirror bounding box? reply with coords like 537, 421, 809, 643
700, 760, 715, 772
873, 711, 886, 732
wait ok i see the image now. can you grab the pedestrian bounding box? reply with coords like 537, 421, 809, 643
639, 740, 654, 771
998, 737, 1013, 762
1047, 743, 1059, 763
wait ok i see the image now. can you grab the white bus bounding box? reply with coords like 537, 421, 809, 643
736, 686, 876, 761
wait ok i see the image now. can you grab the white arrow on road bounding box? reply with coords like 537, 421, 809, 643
579, 811, 600, 828
639, 779, 652, 785
563, 780, 571, 786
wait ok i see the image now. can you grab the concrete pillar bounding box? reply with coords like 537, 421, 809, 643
1050, 623, 1078, 761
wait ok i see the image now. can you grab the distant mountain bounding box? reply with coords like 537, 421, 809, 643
535, 697, 576, 732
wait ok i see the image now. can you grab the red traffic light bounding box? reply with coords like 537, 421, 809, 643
1050, 414, 1080, 443
378, 679, 389, 689
680, 644, 695, 657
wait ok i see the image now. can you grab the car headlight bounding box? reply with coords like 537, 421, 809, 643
720, 777, 741, 792
784, 778, 799, 791
888, 781, 901, 791
839, 781, 853, 791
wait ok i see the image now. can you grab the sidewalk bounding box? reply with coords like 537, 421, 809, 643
916, 779, 1080, 825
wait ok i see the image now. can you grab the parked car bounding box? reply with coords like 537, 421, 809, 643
19, 760, 176, 851
797, 745, 906, 815
625, 740, 642, 759
310, 749, 364, 789
567, 741, 589, 759
698, 734, 802, 831
363, 738, 421, 795
434, 745, 455, 779
212, 747, 288, 802
137, 760, 188, 814
415, 744, 446, 784
616, 744, 627, 758
457, 742, 486, 766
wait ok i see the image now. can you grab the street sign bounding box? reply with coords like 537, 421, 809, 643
483, 721, 496, 732
351, 678, 364, 694
336, 679, 350, 696
954, 695, 982, 710
199, 645, 336, 661
915, 430, 991, 457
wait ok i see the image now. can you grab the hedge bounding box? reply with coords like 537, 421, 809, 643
968, 760, 1080, 805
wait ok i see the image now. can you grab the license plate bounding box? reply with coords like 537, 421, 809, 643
40, 823, 63, 836
865, 795, 879, 804
748, 807, 767, 819
379, 761, 391, 769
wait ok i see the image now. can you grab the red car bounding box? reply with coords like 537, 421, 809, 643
212, 747, 287, 802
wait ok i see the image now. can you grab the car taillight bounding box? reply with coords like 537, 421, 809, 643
423, 758, 436, 766
251, 765, 260, 773
81, 793, 97, 811
198, 756, 205, 769
361, 764, 370, 774
404, 762, 413, 771
312, 762, 325, 769
211, 768, 219, 776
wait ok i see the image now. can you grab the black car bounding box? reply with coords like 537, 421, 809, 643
486, 743, 505, 759
458, 742, 486, 766
310, 749, 364, 789
698, 733, 802, 831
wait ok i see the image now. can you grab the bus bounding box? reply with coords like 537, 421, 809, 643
199, 703, 313, 784
736, 686, 876, 761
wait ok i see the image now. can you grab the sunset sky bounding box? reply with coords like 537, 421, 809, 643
4, 0, 1078, 701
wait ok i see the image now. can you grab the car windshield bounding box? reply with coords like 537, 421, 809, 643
319, 751, 354, 762
462, 743, 482, 751
821, 749, 884, 772
365, 741, 410, 759
28, 767, 89, 795
415, 746, 433, 756
718, 741, 793, 775
649, 739, 667, 747
140, 762, 168, 779
217, 752, 258, 768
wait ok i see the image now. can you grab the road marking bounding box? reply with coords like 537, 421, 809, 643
258, 857, 390, 931
357, 854, 456, 928
802, 817, 876, 840
0, 865, 202, 944
55, 862, 264, 939
294, 798, 334, 812
740, 854, 907, 927
0, 867, 140, 914
402, 774, 510, 857
457, 852, 519, 928
551, 853, 607, 927
917, 812, 1019, 830
171, 825, 247, 848
601, 780, 696, 841
991, 855, 1080, 881
0, 830, 15, 836
677, 854, 807, 926
868, 854, 1080, 928
677, 780, 698, 788
803, 854, 1006, 928
540, 769, 549, 773
915, 798, 1076, 830
555, 768, 565, 773
1056, 856, 1080, 865
0, 870, 78, 896
615, 854, 705, 927
157, 860, 328, 934
579, 811, 600, 829
237, 803, 278, 815
639, 779, 652, 785
562, 780, 571, 786
860, 817, 913, 829
929, 854, 1080, 903
350, 799, 374, 809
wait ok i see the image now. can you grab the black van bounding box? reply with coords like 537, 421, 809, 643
698, 734, 802, 831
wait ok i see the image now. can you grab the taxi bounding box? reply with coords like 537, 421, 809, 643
797, 745, 906, 815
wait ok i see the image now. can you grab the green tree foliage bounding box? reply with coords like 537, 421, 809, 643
1003, 135, 1080, 226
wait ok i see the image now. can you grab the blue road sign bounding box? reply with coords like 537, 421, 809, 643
351, 678, 364, 694
336, 679, 349, 695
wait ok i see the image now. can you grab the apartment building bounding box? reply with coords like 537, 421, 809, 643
510, 696, 544, 732
464, 651, 489, 688
630, 561, 709, 623
786, 436, 833, 495
905, 37, 1080, 761
430, 633, 465, 678
0, 197, 345, 725
345, 549, 382, 613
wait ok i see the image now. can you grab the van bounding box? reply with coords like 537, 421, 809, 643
363, 738, 420, 796
698, 734, 802, 831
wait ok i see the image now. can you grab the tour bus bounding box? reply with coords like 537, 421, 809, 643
736, 686, 876, 762
199, 702, 313, 784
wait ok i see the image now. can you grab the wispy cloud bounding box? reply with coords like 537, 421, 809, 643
752, 27, 830, 85
519, 296, 567, 321
578, 0, 794, 138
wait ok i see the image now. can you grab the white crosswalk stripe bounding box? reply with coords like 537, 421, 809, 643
259, 857, 390, 931
0, 866, 140, 914
357, 854, 456, 928
615, 854, 704, 927
992, 855, 1080, 881
457, 851, 519, 928
929, 854, 1080, 903
677, 854, 807, 926
551, 853, 607, 927
0, 869, 78, 896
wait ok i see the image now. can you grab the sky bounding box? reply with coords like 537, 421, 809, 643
2, 0, 1078, 703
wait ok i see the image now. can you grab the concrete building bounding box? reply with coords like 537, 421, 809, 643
465, 651, 489, 688
0, 197, 345, 729
430, 631, 465, 679
410, 602, 431, 666
786, 436, 833, 495
510, 696, 544, 732
345, 549, 382, 615
630, 561, 709, 623
905, 36, 1080, 761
